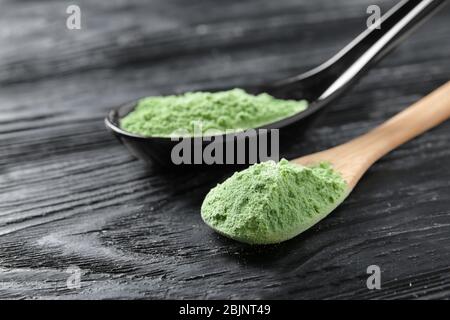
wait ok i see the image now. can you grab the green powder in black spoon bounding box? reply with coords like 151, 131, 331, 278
120, 89, 308, 137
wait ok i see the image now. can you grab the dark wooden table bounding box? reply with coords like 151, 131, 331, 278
1, 0, 449, 300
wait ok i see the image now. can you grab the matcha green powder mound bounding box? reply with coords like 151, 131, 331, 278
120, 89, 308, 137
201, 159, 348, 244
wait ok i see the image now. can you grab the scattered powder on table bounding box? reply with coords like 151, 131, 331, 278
120, 89, 308, 137
201, 159, 348, 245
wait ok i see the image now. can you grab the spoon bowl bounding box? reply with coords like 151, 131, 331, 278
105, 84, 323, 168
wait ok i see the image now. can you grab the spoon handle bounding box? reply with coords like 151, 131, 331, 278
318, 0, 448, 100
331, 81, 450, 188
278, 0, 448, 100
351, 81, 450, 163
294, 81, 450, 188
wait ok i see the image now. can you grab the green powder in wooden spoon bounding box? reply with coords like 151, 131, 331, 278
120, 89, 307, 137
201, 159, 348, 244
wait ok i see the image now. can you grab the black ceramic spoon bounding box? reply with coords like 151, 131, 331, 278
105, 0, 448, 168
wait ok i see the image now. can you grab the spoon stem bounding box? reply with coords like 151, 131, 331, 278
294, 81, 450, 188
318, 0, 448, 100
276, 0, 448, 101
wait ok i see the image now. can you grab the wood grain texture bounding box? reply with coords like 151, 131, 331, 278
0, 0, 450, 299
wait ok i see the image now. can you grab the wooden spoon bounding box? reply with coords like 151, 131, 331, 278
293, 81, 450, 194
201, 82, 450, 245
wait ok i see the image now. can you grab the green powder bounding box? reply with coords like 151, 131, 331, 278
201, 159, 348, 244
120, 89, 308, 137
